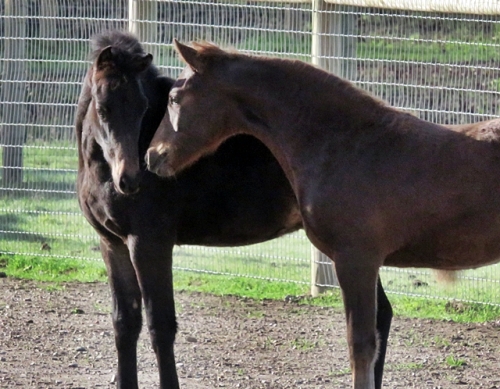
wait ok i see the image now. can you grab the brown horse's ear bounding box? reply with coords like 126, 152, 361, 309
133, 53, 153, 73
173, 39, 204, 73
96, 46, 115, 70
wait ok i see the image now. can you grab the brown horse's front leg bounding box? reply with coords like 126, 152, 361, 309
128, 234, 179, 389
100, 237, 142, 389
334, 256, 381, 389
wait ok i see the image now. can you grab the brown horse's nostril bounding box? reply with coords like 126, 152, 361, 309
118, 174, 141, 195
146, 149, 169, 176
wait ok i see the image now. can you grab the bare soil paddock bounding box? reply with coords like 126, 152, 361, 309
1, 277, 500, 388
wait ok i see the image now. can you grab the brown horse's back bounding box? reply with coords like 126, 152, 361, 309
326, 114, 500, 270
447, 118, 500, 142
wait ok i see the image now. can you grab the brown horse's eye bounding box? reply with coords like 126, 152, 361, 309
169, 94, 180, 106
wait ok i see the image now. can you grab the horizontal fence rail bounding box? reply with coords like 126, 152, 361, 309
1, 0, 500, 305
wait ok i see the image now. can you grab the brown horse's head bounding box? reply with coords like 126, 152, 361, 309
152, 40, 252, 177
87, 40, 152, 194
145, 108, 177, 177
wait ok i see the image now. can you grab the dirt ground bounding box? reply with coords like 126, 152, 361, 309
1, 277, 500, 389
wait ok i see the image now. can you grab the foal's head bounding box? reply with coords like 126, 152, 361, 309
85, 32, 153, 194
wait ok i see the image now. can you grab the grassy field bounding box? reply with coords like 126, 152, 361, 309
2, 89, 500, 322
3, 252, 500, 323
3, 186, 499, 311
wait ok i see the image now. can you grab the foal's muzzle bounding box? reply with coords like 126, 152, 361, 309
116, 172, 141, 195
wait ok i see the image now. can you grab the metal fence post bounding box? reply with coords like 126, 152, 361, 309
128, 0, 158, 59
311, 1, 356, 296
1, 0, 27, 187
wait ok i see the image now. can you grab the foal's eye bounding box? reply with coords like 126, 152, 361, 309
97, 105, 109, 119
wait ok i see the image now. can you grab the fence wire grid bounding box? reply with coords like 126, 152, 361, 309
1, 0, 500, 305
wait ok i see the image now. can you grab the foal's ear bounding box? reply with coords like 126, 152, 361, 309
96, 46, 115, 70
173, 39, 205, 73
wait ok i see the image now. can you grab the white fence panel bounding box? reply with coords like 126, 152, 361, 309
1, 0, 500, 304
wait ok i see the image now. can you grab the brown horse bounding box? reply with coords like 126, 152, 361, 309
78, 31, 394, 389
157, 40, 500, 389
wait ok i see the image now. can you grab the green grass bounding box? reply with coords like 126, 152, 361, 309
445, 355, 466, 368
3, 253, 500, 323
23, 140, 78, 171
0, 196, 100, 261
358, 37, 500, 64
0, 254, 107, 283
1, 189, 500, 321
173, 271, 309, 300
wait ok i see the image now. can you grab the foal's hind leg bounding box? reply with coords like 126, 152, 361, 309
100, 237, 143, 389
128, 234, 179, 389
334, 254, 381, 389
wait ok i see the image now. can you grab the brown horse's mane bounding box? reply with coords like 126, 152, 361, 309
192, 42, 399, 125
279, 58, 396, 121
192, 41, 239, 57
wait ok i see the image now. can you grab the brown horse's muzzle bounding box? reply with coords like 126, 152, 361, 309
145, 146, 175, 177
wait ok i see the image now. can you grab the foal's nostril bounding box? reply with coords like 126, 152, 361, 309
118, 174, 140, 195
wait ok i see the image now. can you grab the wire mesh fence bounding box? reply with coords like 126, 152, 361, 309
1, 0, 500, 304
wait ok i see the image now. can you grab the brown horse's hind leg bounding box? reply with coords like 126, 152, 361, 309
100, 237, 142, 389
128, 234, 179, 389
374, 277, 392, 389
334, 257, 380, 389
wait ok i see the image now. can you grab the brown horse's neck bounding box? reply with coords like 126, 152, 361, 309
225, 57, 500, 195
235, 58, 395, 131
228, 59, 400, 183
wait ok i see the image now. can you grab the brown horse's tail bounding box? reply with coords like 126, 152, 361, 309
433, 269, 459, 284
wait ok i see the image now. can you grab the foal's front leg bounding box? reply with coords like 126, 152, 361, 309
128, 234, 179, 389
334, 255, 381, 389
100, 237, 143, 389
